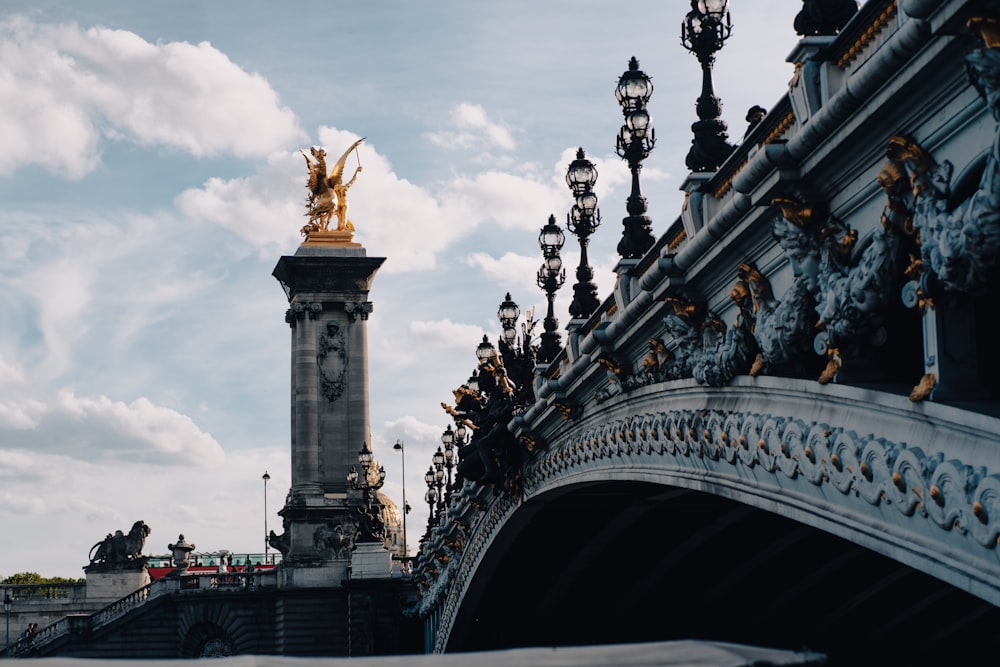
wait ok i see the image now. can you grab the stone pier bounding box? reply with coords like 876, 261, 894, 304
271, 240, 387, 587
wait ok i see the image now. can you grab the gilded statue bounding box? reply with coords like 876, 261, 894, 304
300, 138, 365, 236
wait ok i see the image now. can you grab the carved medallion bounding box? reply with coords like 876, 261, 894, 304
317, 321, 347, 402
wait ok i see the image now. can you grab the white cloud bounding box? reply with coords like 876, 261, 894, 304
0, 391, 226, 465
174, 151, 303, 257
409, 318, 485, 351
177, 127, 567, 273
465, 251, 540, 297
0, 352, 24, 385
425, 102, 516, 152
380, 415, 447, 444
445, 170, 564, 232
0, 15, 304, 178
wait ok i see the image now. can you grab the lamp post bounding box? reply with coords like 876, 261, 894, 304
681, 0, 735, 172
565, 148, 601, 320
475, 335, 496, 366
497, 294, 520, 351
393, 439, 409, 556
262, 471, 270, 560
615, 57, 657, 259
440, 426, 456, 504
432, 447, 446, 518
537, 215, 567, 363
466, 369, 480, 393
424, 465, 438, 526
347, 443, 387, 542
4, 592, 11, 659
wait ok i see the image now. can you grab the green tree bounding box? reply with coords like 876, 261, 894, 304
1, 572, 83, 585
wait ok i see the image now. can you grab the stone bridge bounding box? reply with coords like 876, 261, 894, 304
413, 1, 1000, 663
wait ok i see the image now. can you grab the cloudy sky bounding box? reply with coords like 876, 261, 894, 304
0, 1, 805, 577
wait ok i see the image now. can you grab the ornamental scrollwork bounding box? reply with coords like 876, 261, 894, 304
889, 33, 1000, 299
285, 302, 323, 327
414, 404, 1000, 642
744, 199, 825, 378
810, 184, 907, 383
317, 321, 347, 403
344, 301, 373, 321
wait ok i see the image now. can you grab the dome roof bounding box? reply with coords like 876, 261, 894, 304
376, 491, 407, 558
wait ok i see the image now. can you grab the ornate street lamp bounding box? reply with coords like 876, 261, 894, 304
681, 0, 735, 172
497, 293, 520, 348
440, 427, 456, 502
476, 335, 496, 366
537, 214, 566, 363
433, 456, 446, 519
615, 57, 657, 259
423, 464, 439, 530
347, 442, 387, 542
565, 149, 601, 319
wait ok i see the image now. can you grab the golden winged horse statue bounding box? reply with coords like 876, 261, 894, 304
300, 137, 365, 236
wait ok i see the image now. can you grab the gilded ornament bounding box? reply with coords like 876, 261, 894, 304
299, 138, 365, 243
909, 373, 937, 402
893, 472, 906, 493
968, 16, 1000, 49
973, 501, 989, 524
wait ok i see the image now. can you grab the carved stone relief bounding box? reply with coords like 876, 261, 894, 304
317, 321, 347, 402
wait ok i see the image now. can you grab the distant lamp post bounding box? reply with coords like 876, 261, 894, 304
393, 439, 409, 556
4, 592, 11, 659
348, 442, 387, 543
537, 215, 567, 363
424, 465, 439, 525
433, 455, 446, 519
681, 0, 735, 172
262, 471, 271, 559
615, 57, 657, 259
565, 149, 601, 319
440, 426, 456, 503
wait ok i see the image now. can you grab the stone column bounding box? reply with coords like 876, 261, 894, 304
272, 244, 385, 580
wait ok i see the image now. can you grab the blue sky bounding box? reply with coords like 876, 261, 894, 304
0, 1, 804, 577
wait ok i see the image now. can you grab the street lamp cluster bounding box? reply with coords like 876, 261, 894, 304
347, 443, 387, 543
681, 0, 735, 172
411, 3, 750, 585
537, 216, 566, 364
615, 57, 657, 259
424, 425, 458, 528
565, 148, 602, 320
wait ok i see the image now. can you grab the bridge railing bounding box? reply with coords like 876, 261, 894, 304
7, 569, 279, 657
1, 583, 86, 602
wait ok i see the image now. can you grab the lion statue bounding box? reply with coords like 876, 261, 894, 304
88, 520, 151, 567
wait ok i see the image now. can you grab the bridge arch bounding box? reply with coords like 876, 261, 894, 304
425, 378, 1000, 662
181, 621, 235, 658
